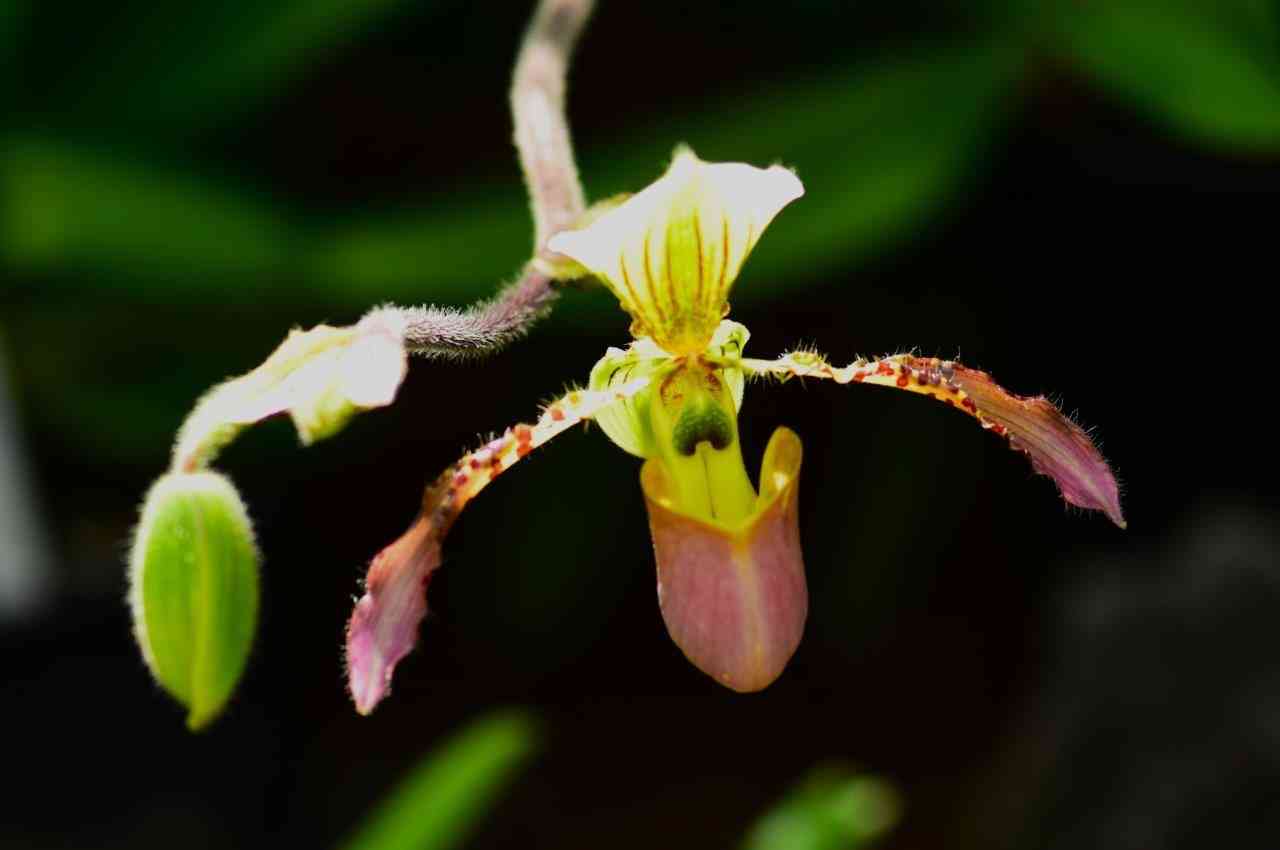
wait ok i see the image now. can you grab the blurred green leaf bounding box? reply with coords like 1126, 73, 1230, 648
60, 0, 439, 138
339, 711, 538, 850
1055, 0, 1280, 151
742, 767, 901, 850
312, 41, 1023, 309
1, 139, 299, 280
4, 42, 1021, 312
129, 471, 260, 730
730, 44, 1022, 301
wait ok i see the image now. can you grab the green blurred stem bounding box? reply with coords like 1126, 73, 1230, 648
338, 711, 539, 850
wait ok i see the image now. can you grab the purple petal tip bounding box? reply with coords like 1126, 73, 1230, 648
345, 519, 438, 714
953, 367, 1125, 529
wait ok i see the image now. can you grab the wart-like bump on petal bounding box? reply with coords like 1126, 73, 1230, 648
642, 427, 807, 692
345, 517, 439, 715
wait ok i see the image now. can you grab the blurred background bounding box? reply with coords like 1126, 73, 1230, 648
3, 0, 1278, 847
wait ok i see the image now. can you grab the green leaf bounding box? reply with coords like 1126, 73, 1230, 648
57, 0, 438, 138
1055, 0, 1280, 151
311, 42, 1023, 310
339, 711, 539, 850
128, 471, 260, 730
742, 767, 901, 850
728, 43, 1022, 302
1, 139, 299, 281
3, 43, 1019, 310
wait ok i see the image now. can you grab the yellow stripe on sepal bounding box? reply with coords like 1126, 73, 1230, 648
549, 147, 803, 354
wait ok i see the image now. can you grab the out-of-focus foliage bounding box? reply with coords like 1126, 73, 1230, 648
3, 140, 299, 281
3, 45, 1021, 309
1054, 0, 1280, 150
337, 710, 538, 850
6, 0, 1278, 316
337, 717, 899, 850
56, 0, 431, 139
741, 767, 901, 850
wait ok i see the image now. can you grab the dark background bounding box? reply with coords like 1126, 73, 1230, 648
3, 1, 1277, 848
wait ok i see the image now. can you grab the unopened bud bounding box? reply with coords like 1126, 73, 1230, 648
128, 471, 259, 730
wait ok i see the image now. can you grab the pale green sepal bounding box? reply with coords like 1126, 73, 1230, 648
172, 312, 407, 471
128, 471, 259, 730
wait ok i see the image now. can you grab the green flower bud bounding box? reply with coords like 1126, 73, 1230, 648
128, 472, 259, 730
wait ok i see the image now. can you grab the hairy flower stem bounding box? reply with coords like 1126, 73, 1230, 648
513, 0, 592, 247
381, 0, 594, 359
369, 270, 557, 360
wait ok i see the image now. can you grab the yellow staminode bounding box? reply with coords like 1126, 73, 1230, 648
548, 147, 804, 354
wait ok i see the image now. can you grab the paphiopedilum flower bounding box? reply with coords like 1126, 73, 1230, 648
346, 147, 1124, 712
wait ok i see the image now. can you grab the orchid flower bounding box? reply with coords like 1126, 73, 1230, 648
345, 146, 1125, 713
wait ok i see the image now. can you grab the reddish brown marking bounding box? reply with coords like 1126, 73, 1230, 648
943, 397, 954, 406
853, 371, 867, 382
875, 362, 895, 377
549, 406, 565, 422
990, 423, 1007, 436
896, 374, 909, 388
514, 424, 533, 444
516, 443, 532, 458
961, 397, 978, 413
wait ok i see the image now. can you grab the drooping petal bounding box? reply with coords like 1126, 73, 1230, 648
949, 365, 1124, 528
547, 147, 803, 353
345, 377, 652, 714
173, 310, 408, 471
735, 351, 1125, 528
642, 427, 807, 692
346, 515, 436, 715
